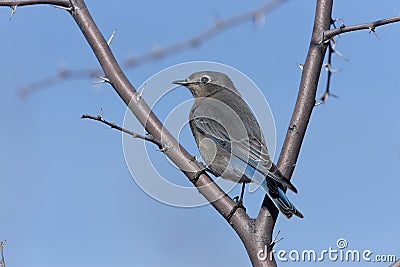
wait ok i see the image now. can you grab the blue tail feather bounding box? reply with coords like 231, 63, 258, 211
241, 157, 304, 218
261, 178, 303, 218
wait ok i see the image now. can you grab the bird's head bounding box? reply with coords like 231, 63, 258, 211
172, 71, 237, 98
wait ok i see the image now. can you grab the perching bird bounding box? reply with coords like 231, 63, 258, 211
173, 71, 303, 218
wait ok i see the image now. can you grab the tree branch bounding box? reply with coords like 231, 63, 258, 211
0, 240, 5, 267
0, 0, 69, 7
81, 113, 163, 149
320, 42, 340, 102
390, 258, 400, 267
255, 0, 333, 264
322, 15, 400, 42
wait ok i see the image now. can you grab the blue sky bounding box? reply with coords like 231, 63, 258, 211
1, 1, 399, 266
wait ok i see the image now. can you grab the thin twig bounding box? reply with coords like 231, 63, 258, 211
81, 113, 163, 148
320, 42, 339, 102
19, 68, 95, 97
0, 240, 5, 267
321, 15, 400, 43
0, 0, 70, 7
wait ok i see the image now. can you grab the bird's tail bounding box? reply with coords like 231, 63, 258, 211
261, 178, 304, 219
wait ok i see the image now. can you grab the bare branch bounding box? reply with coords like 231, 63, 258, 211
0, 0, 70, 8
390, 258, 400, 267
0, 240, 5, 267
50, 3, 73, 11
19, 68, 97, 96
322, 15, 400, 42
320, 43, 338, 102
276, 0, 332, 179
255, 1, 333, 262
10, 0, 288, 95
81, 113, 163, 148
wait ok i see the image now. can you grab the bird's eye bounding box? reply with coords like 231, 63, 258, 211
201, 76, 209, 84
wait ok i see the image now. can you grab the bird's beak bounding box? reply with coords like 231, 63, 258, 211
172, 79, 190, 86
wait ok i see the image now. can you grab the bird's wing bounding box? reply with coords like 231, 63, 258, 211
191, 116, 231, 147
191, 117, 268, 172
191, 116, 297, 193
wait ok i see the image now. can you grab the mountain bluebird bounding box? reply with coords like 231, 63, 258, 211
173, 71, 303, 218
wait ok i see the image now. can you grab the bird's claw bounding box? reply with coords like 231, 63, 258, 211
189, 170, 203, 184
226, 196, 246, 221
190, 166, 210, 184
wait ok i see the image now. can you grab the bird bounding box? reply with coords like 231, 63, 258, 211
172, 71, 303, 219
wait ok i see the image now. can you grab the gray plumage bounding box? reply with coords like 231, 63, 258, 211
173, 71, 303, 218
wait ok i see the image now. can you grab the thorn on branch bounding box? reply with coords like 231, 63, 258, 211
151, 46, 163, 58
59, 67, 69, 77
314, 102, 322, 107
50, 4, 73, 11
253, 12, 265, 27
319, 90, 339, 103
330, 17, 343, 29
296, 63, 304, 71
135, 83, 146, 101
157, 145, 172, 153
270, 230, 283, 248
9, 5, 17, 20
331, 43, 349, 61
368, 26, 381, 39
323, 63, 341, 73
319, 32, 332, 45
92, 74, 111, 85
107, 29, 117, 46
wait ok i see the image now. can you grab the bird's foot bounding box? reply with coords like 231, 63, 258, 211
189, 165, 211, 185
189, 169, 203, 184
189, 157, 210, 184
226, 196, 246, 221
